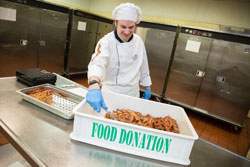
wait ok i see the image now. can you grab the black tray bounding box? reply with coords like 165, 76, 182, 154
16, 68, 57, 86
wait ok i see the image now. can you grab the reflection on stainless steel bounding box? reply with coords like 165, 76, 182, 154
85, 145, 183, 167
59, 84, 79, 88
136, 27, 176, 96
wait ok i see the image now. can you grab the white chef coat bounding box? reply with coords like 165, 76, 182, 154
88, 31, 152, 97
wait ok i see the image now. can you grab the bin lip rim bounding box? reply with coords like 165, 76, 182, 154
73, 106, 199, 140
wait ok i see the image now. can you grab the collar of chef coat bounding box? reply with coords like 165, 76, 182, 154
114, 30, 133, 43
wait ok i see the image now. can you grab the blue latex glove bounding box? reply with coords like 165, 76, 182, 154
142, 88, 151, 100
86, 89, 108, 112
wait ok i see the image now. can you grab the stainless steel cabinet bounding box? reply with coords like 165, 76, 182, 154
66, 17, 113, 74
165, 32, 250, 127
195, 40, 250, 126
96, 22, 113, 43
38, 9, 68, 74
0, 1, 68, 77
0, 1, 40, 77
165, 34, 212, 106
194, 40, 225, 112
66, 16, 98, 74
136, 27, 176, 96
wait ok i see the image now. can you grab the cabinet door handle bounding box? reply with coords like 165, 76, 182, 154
195, 70, 205, 77
20, 39, 28, 46
216, 76, 225, 83
38, 40, 46, 46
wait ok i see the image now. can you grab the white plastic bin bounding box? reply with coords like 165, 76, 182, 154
70, 91, 198, 165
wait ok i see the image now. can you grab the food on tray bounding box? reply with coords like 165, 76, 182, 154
28, 87, 67, 105
105, 109, 179, 133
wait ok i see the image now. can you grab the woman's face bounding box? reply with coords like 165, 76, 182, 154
115, 20, 136, 42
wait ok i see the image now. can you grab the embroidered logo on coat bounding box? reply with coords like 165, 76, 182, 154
91, 44, 101, 61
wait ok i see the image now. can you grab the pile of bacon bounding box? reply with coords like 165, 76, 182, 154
29, 87, 67, 105
105, 109, 179, 133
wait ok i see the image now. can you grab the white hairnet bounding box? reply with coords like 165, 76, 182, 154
112, 2, 142, 24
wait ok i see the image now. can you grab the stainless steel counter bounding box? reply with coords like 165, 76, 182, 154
0, 144, 31, 167
0, 76, 249, 167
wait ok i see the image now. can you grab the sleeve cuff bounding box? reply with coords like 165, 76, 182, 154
140, 76, 152, 87
88, 66, 104, 81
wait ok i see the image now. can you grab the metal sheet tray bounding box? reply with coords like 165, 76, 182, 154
16, 84, 84, 119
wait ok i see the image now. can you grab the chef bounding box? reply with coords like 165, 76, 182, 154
86, 2, 152, 112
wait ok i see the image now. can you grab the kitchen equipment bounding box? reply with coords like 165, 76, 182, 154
16, 84, 84, 119
103, 108, 117, 121
16, 68, 57, 86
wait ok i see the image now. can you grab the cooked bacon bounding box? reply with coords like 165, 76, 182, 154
29, 87, 67, 105
105, 109, 179, 133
